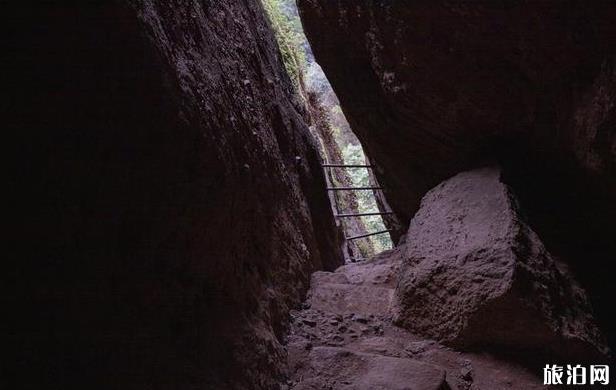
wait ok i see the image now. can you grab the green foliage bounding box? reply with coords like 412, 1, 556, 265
331, 106, 343, 115
262, 0, 392, 256
262, 0, 306, 87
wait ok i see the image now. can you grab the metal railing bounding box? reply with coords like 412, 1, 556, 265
327, 186, 382, 191
334, 211, 394, 218
321, 163, 394, 245
321, 164, 373, 168
346, 229, 392, 241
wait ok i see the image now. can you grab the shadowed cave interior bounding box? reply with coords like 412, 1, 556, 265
7, 1, 615, 389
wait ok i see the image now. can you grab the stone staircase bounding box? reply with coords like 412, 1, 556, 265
285, 249, 544, 390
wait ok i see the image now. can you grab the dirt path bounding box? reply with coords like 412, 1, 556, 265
285, 248, 544, 390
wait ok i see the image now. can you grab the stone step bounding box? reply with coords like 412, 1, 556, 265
312, 257, 399, 286
311, 270, 350, 286
307, 282, 394, 317
292, 346, 448, 390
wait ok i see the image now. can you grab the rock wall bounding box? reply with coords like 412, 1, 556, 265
8, 2, 342, 389
298, 0, 616, 349
297, 0, 615, 226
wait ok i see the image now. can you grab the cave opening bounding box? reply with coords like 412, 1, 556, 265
263, 0, 393, 262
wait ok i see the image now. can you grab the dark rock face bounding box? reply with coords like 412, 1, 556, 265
8, 1, 342, 389
393, 167, 608, 361
297, 0, 616, 228
298, 0, 616, 350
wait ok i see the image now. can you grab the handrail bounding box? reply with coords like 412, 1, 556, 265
334, 211, 394, 218
321, 164, 372, 168
326, 186, 382, 191
346, 229, 392, 240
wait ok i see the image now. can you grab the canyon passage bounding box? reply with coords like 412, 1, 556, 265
8, 1, 615, 389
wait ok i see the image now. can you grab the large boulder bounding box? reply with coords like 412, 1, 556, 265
8, 1, 342, 389
393, 167, 609, 361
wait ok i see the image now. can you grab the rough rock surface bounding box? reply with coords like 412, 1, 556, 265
8, 2, 342, 389
298, 0, 616, 350
287, 248, 545, 389
298, 0, 616, 225
393, 167, 608, 361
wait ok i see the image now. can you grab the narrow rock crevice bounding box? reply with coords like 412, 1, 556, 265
8, 1, 615, 389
